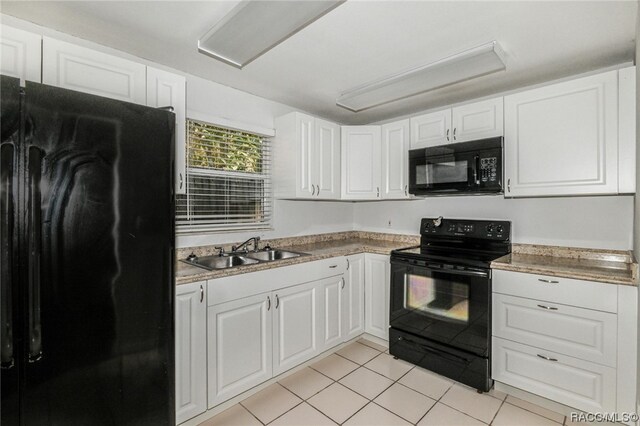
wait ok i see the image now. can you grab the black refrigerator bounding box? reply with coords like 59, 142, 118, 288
1, 75, 175, 425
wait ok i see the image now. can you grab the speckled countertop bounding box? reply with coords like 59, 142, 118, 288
491, 244, 639, 286
175, 231, 419, 285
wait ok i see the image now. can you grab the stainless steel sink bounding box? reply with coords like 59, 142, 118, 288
183, 254, 259, 270
245, 250, 304, 262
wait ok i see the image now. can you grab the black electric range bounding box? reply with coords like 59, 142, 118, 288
388, 217, 511, 392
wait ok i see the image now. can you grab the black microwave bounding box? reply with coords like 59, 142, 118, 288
409, 137, 503, 196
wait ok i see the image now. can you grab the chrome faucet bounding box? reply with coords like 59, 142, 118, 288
232, 236, 260, 253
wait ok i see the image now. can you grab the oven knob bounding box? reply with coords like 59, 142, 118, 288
486, 224, 495, 233
496, 225, 504, 234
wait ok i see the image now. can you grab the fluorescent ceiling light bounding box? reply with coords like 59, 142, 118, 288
336, 41, 507, 112
199, 0, 345, 69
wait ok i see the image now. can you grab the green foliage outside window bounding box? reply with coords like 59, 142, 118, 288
188, 121, 264, 173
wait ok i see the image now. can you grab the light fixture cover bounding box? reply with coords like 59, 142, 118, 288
199, 0, 345, 69
336, 41, 507, 112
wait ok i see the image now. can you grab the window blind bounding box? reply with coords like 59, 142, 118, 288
176, 120, 272, 232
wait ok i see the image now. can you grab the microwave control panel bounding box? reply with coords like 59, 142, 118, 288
480, 157, 498, 183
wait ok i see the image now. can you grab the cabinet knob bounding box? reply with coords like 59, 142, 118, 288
377, 187, 380, 198
275, 294, 280, 309
446, 129, 450, 141
200, 285, 204, 303
179, 172, 183, 189
311, 185, 316, 196
341, 278, 345, 289
507, 178, 511, 193
453, 127, 457, 140
267, 296, 271, 311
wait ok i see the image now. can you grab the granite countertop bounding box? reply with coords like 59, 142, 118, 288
491, 244, 639, 286
175, 232, 419, 285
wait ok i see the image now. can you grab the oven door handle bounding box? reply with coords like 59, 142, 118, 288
398, 336, 473, 364
393, 261, 489, 278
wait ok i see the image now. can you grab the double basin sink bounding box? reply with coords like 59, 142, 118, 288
182, 249, 308, 271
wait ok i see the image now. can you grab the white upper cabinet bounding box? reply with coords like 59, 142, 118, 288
274, 112, 340, 199
43, 37, 147, 104
504, 70, 619, 197
381, 119, 410, 199
410, 109, 451, 149
618, 66, 636, 194
146, 67, 187, 194
341, 126, 382, 200
314, 118, 341, 199
175, 282, 207, 424
451, 97, 503, 142
410, 98, 503, 149
0, 25, 41, 84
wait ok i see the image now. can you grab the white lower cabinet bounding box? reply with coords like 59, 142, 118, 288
208, 293, 273, 408
175, 281, 207, 424
492, 269, 637, 418
273, 281, 323, 376
493, 337, 617, 413
343, 254, 365, 341
321, 276, 345, 350
364, 254, 390, 340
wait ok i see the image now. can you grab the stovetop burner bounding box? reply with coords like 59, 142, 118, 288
391, 217, 512, 268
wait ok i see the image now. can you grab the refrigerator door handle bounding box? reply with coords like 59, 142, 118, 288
27, 147, 43, 363
1, 143, 15, 369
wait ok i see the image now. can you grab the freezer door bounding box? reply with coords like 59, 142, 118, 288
21, 82, 175, 425
1, 75, 22, 426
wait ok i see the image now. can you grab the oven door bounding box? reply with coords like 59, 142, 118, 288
389, 259, 491, 357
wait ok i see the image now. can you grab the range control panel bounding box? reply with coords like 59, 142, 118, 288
421, 217, 511, 240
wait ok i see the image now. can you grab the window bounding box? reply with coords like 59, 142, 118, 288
176, 120, 271, 233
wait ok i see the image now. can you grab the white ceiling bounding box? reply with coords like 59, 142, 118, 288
1, 1, 636, 124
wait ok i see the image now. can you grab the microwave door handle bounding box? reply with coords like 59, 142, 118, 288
474, 155, 480, 185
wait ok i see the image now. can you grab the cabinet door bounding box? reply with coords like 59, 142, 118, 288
618, 66, 636, 194
364, 254, 390, 340
42, 37, 147, 104
493, 337, 616, 413
296, 113, 315, 198
410, 109, 451, 148
208, 293, 272, 407
147, 67, 187, 194
0, 25, 41, 83
381, 119, 410, 199
341, 126, 381, 200
273, 281, 321, 376
343, 254, 365, 341
175, 282, 207, 424
504, 70, 618, 197
314, 118, 341, 199
321, 276, 344, 351
451, 97, 503, 142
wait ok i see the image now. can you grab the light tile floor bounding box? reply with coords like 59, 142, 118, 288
201, 340, 575, 426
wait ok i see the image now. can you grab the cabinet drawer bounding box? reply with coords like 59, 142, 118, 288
493, 337, 616, 413
493, 270, 617, 313
493, 294, 617, 366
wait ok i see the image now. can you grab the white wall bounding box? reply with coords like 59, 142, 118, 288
354, 195, 634, 250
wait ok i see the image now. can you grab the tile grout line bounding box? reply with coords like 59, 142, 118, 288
489, 396, 508, 425
412, 378, 457, 425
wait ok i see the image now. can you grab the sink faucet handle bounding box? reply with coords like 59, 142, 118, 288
214, 246, 226, 256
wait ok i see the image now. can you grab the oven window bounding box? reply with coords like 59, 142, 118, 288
416, 161, 468, 185
404, 274, 469, 322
